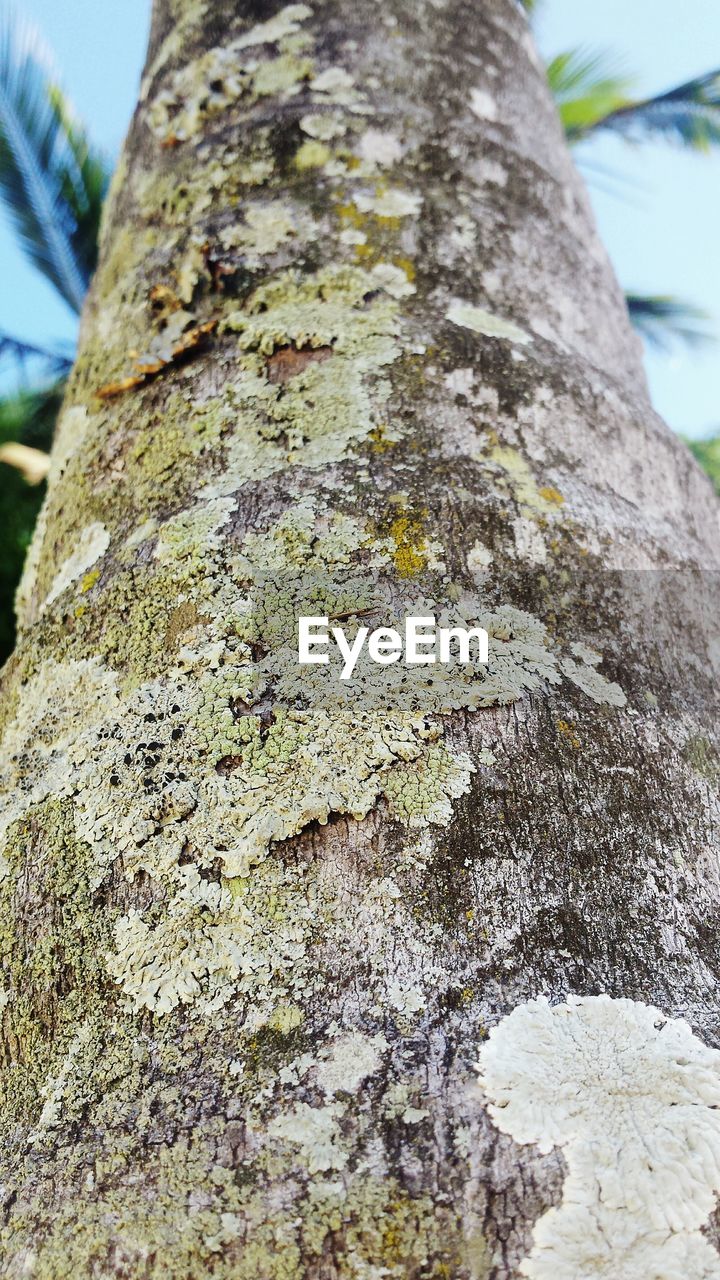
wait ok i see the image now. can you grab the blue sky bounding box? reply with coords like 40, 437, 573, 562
1, 0, 718, 439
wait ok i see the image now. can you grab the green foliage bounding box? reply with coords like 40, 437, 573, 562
548, 44, 720, 151
625, 295, 712, 352
0, 6, 110, 313
544, 49, 720, 358
0, 3, 107, 665
0, 328, 72, 375
0, 382, 62, 662
686, 433, 720, 495
547, 48, 632, 139
588, 71, 720, 150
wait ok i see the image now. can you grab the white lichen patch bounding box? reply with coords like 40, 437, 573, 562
387, 981, 426, 1016
49, 403, 92, 478
477, 995, 720, 1279
355, 188, 422, 218
219, 201, 299, 264
447, 302, 530, 345
467, 540, 493, 576
41, 522, 110, 612
512, 515, 547, 566
357, 129, 404, 167
469, 88, 498, 120
299, 111, 346, 140
444, 366, 476, 399
367, 261, 416, 299
267, 1101, 348, 1173
560, 656, 626, 708
314, 1031, 388, 1096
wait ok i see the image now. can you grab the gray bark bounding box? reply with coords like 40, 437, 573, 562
0, 0, 718, 1276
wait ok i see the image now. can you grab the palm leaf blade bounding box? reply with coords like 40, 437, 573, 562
0, 6, 95, 311
547, 47, 634, 141
626, 294, 713, 351
573, 69, 720, 149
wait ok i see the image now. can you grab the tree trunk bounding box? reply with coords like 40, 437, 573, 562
1, 1, 718, 1275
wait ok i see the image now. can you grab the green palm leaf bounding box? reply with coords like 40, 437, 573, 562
590, 71, 720, 150
547, 48, 634, 140
47, 83, 108, 281
685, 433, 720, 495
549, 50, 720, 150
0, 380, 62, 663
0, 327, 72, 374
0, 5, 110, 313
625, 294, 713, 352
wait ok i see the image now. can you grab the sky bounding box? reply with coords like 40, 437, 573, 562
0, 0, 718, 440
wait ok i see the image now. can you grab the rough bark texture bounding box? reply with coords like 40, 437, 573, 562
0, 0, 718, 1276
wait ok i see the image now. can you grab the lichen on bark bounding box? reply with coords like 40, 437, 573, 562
0, 0, 718, 1276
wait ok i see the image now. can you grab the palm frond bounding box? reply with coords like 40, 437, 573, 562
0, 379, 62, 664
591, 71, 720, 150
0, 5, 109, 312
625, 294, 714, 352
0, 327, 73, 374
685, 432, 720, 495
547, 48, 634, 141
47, 83, 109, 280
0, 379, 64, 451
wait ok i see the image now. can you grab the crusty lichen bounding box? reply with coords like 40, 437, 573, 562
0, 485, 628, 1015
41, 522, 110, 613
147, 5, 315, 143
446, 301, 530, 345
477, 995, 720, 1279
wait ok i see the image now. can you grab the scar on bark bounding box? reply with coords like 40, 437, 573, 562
96, 318, 218, 399
265, 343, 333, 384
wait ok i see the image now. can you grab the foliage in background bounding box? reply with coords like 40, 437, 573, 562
0, 5, 109, 661
625, 295, 713, 353
0, 7, 109, 311
686, 434, 720, 496
0, 383, 60, 658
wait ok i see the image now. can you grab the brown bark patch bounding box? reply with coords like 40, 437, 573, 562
164, 601, 209, 649
266, 343, 333, 385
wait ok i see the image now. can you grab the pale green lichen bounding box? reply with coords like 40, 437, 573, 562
41, 522, 110, 612
355, 188, 422, 218
147, 5, 314, 142
560, 657, 626, 707
0, 658, 120, 848
213, 262, 406, 481
447, 301, 530, 345
0, 475, 628, 1017
266, 1101, 348, 1173
107, 864, 309, 1015
486, 444, 562, 515
219, 201, 300, 263
299, 112, 346, 140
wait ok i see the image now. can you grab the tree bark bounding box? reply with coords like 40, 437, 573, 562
1, 1, 718, 1276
